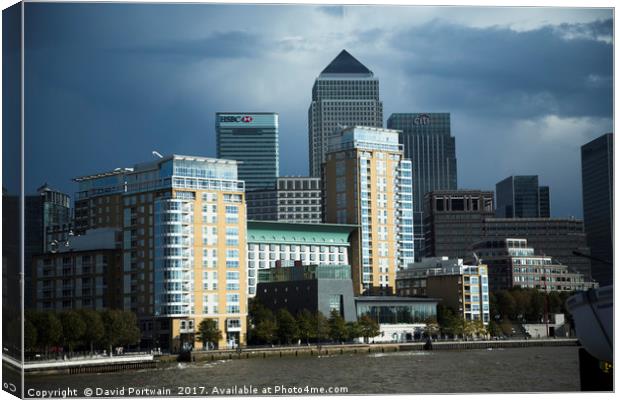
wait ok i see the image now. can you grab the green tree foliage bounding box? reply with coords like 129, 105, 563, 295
527, 291, 545, 322
24, 319, 38, 351
296, 309, 314, 345
254, 318, 277, 345
60, 311, 86, 354
345, 321, 362, 342
313, 312, 330, 343
276, 309, 299, 345
79, 309, 105, 354
197, 319, 222, 350
487, 320, 501, 337
436, 305, 462, 337
101, 310, 141, 354
328, 310, 348, 343
494, 290, 517, 320
35, 312, 63, 355
358, 315, 380, 343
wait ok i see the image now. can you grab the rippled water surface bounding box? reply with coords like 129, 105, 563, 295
23, 346, 580, 396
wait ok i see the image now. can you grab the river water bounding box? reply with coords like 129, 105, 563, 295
22, 346, 580, 396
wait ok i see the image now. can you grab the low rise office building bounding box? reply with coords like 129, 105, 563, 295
256, 263, 356, 321
396, 257, 490, 324
246, 220, 356, 296
355, 296, 439, 342
471, 238, 598, 292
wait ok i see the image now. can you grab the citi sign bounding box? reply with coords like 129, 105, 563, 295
219, 115, 254, 123
414, 114, 431, 126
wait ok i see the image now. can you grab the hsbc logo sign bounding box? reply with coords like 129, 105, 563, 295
219, 115, 254, 123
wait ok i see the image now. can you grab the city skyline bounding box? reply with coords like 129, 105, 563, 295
13, 3, 613, 219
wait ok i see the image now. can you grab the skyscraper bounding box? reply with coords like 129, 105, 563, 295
581, 133, 613, 286
324, 126, 414, 295
216, 112, 279, 191
387, 112, 457, 260
495, 175, 550, 218
308, 50, 383, 177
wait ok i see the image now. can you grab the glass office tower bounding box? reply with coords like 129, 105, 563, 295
581, 133, 613, 286
496, 175, 550, 218
387, 113, 457, 260
216, 112, 279, 191
308, 50, 383, 177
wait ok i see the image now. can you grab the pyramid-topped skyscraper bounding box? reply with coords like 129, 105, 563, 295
308, 50, 383, 177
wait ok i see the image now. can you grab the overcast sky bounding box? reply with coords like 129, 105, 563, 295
20, 3, 613, 218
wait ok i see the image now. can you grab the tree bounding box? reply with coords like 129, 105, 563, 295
487, 320, 501, 337
527, 290, 545, 322
35, 312, 62, 355
79, 309, 105, 354
313, 312, 330, 343
60, 311, 86, 354
24, 319, 38, 352
345, 321, 362, 342
276, 309, 299, 345
118, 311, 141, 348
254, 318, 277, 345
547, 291, 563, 314
358, 315, 380, 343
328, 310, 348, 343
296, 309, 314, 345
198, 319, 222, 350
495, 290, 516, 320
101, 310, 141, 354
424, 317, 440, 339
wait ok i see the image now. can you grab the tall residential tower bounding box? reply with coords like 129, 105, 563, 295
308, 50, 383, 177
324, 126, 414, 295
73, 155, 248, 350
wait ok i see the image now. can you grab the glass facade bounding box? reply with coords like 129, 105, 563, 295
308, 50, 383, 177
216, 112, 279, 191
496, 175, 549, 218
581, 133, 613, 286
356, 301, 436, 324
387, 113, 456, 261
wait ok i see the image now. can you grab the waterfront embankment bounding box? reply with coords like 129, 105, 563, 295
173, 338, 578, 363
16, 338, 578, 376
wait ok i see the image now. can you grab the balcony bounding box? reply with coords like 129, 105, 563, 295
226, 319, 242, 332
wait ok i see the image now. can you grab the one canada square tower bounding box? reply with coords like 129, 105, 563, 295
308, 50, 383, 177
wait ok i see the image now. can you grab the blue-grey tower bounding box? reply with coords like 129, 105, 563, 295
216, 112, 279, 191
581, 133, 613, 286
387, 112, 457, 260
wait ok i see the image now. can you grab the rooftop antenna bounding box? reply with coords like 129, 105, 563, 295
152, 151, 163, 159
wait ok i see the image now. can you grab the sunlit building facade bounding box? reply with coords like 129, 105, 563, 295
73, 155, 248, 350
324, 126, 414, 295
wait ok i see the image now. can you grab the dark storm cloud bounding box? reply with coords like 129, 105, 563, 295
18, 3, 612, 219
389, 19, 613, 119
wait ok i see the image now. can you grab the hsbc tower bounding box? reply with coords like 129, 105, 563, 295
216, 112, 279, 191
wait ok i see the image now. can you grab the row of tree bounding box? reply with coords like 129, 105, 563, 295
434, 305, 488, 339
247, 301, 380, 345
24, 309, 141, 356
489, 287, 573, 323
